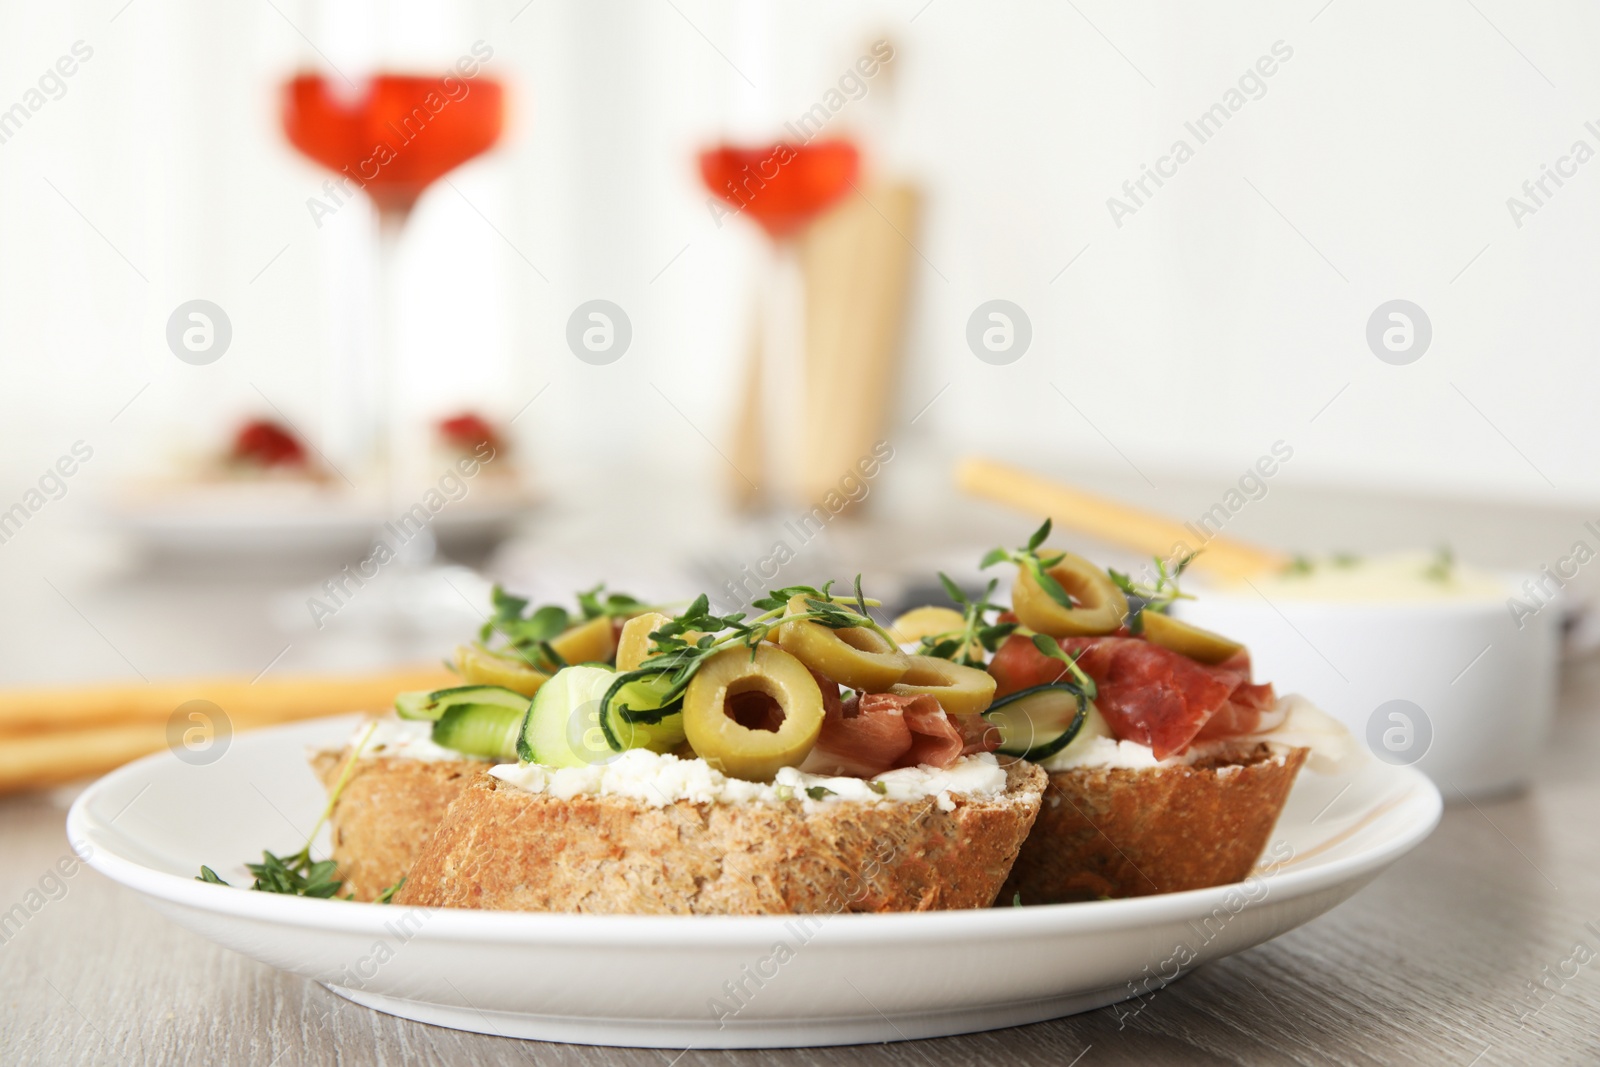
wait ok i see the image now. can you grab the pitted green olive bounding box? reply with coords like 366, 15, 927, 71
456, 644, 548, 697
1012, 554, 1128, 637
777, 594, 908, 690
549, 614, 618, 665
616, 612, 672, 671
888, 655, 997, 717
682, 645, 824, 781
890, 606, 965, 644
1140, 612, 1244, 665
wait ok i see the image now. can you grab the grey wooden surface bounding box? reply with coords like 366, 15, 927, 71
2, 658, 1597, 1067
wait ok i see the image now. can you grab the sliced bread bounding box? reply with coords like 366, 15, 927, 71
394, 760, 1047, 914
1003, 744, 1308, 904
310, 751, 486, 902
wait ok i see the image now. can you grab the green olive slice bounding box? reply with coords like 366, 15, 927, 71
1011, 553, 1128, 637
615, 611, 672, 671
682, 645, 825, 781
456, 644, 549, 697
777, 594, 908, 690
890, 606, 965, 645
549, 614, 618, 666
888, 655, 997, 717
1140, 612, 1244, 665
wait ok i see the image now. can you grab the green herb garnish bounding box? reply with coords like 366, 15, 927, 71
1029, 633, 1098, 698
867, 780, 888, 796
576, 583, 646, 622
197, 847, 346, 898
805, 785, 836, 800
980, 519, 1074, 609
375, 877, 405, 904
597, 579, 896, 748
477, 583, 649, 674
481, 585, 570, 651
911, 574, 1017, 668
1108, 553, 1196, 635
248, 849, 346, 897
196, 722, 378, 899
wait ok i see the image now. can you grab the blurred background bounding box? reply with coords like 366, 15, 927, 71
1, 0, 1597, 789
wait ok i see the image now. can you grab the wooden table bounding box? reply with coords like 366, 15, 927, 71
3, 664, 1597, 1067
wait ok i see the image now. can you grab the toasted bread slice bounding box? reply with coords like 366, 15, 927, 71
1003, 743, 1308, 904
310, 751, 487, 902
394, 760, 1047, 914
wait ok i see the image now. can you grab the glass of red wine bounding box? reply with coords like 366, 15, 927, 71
282, 71, 504, 222
698, 138, 859, 507
279, 2, 505, 507
699, 140, 859, 241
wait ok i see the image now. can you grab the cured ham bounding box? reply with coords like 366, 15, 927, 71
987, 631, 1277, 760
953, 710, 1002, 757
901, 699, 966, 768
799, 691, 995, 777
800, 690, 911, 777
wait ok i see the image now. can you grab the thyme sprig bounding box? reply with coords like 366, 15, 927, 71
196, 721, 377, 899
598, 579, 894, 742
911, 574, 1016, 668
1108, 553, 1196, 635
980, 519, 1075, 610
198, 850, 345, 897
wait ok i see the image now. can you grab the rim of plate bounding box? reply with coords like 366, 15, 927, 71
67, 720, 1442, 947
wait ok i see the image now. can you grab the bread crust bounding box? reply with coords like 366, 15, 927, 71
311, 751, 487, 902
394, 760, 1046, 914
1003, 744, 1308, 904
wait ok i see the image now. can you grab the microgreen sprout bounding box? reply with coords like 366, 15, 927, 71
1108, 553, 1197, 634
980, 519, 1076, 610
478, 583, 653, 673
909, 574, 1016, 668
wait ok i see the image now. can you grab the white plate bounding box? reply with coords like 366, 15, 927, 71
68, 716, 1440, 1049
107, 485, 536, 559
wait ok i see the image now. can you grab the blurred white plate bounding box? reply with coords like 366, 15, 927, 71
107, 483, 535, 560
69, 716, 1440, 1049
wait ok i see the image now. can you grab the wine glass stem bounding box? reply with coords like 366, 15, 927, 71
760, 238, 806, 510
375, 205, 410, 521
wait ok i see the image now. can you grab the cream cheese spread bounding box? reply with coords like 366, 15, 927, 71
489, 748, 1010, 811
1040, 694, 1360, 775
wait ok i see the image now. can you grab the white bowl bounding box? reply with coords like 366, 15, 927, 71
1174, 583, 1558, 798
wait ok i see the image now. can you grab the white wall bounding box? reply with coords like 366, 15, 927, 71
1, 0, 1597, 518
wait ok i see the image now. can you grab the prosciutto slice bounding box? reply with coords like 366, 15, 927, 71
988, 632, 1277, 760
800, 690, 912, 777
900, 698, 966, 768
799, 691, 995, 777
